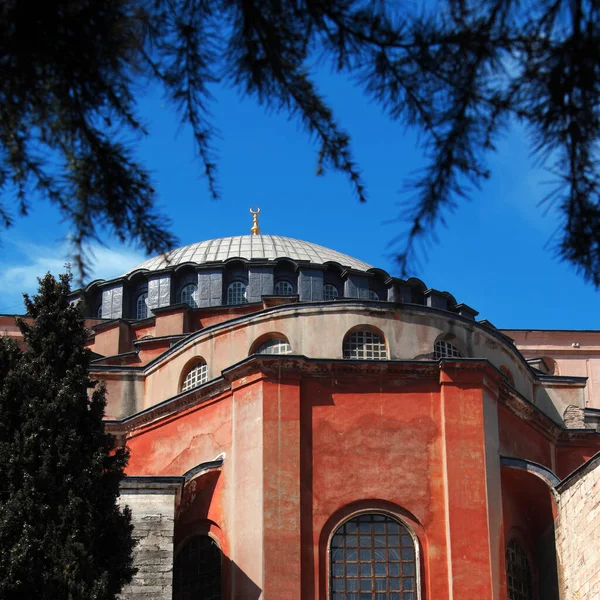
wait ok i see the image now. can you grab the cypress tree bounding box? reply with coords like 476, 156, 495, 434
0, 273, 135, 599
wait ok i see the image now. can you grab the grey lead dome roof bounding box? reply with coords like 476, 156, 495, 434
125, 235, 373, 274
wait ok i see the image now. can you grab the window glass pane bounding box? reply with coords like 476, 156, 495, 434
324, 284, 339, 301
254, 338, 292, 355
136, 293, 149, 320
173, 536, 221, 600
274, 280, 294, 295
182, 361, 208, 392
434, 340, 462, 359
227, 281, 248, 305
343, 330, 387, 360
180, 284, 198, 308
330, 514, 417, 600
506, 540, 532, 600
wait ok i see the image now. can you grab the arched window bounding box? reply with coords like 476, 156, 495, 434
343, 329, 387, 360
274, 280, 294, 295
330, 513, 418, 600
434, 339, 462, 359
368, 290, 380, 301
506, 540, 532, 600
136, 292, 149, 320
254, 338, 292, 355
173, 535, 221, 600
324, 284, 339, 301
227, 281, 247, 305
181, 361, 208, 392
180, 283, 198, 308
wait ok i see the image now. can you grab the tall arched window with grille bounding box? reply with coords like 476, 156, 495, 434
180, 283, 198, 308
330, 513, 419, 599
136, 292, 149, 320
173, 535, 221, 600
506, 540, 532, 600
343, 329, 387, 360
227, 281, 247, 305
181, 360, 208, 392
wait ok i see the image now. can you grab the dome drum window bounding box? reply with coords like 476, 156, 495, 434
182, 361, 208, 392
227, 281, 248, 305
343, 329, 387, 360
330, 513, 418, 600
180, 283, 198, 308
434, 340, 462, 360
274, 280, 295, 295
368, 290, 380, 301
324, 284, 339, 301
136, 292, 149, 320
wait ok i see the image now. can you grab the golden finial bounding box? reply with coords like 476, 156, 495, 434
250, 207, 261, 235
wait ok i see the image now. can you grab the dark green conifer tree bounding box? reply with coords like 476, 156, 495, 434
0, 273, 135, 599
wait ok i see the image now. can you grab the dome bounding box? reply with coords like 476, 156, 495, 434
125, 235, 372, 274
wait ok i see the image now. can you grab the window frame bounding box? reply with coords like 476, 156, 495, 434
173, 533, 222, 600
433, 339, 462, 360
136, 292, 149, 320
505, 539, 533, 600
324, 284, 339, 301
180, 283, 199, 308
274, 280, 295, 296
327, 509, 422, 600
368, 289, 380, 301
226, 281, 248, 305
181, 360, 208, 393
342, 327, 388, 360
253, 337, 292, 355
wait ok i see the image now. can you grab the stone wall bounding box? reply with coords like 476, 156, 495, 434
118, 478, 182, 600
556, 453, 600, 599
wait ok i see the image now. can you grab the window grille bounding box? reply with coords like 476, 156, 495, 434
433, 340, 462, 359
506, 540, 532, 600
343, 330, 387, 360
173, 535, 221, 600
180, 284, 198, 308
136, 293, 149, 320
227, 281, 247, 305
369, 290, 380, 301
324, 284, 339, 301
274, 280, 294, 295
255, 338, 292, 355
330, 513, 418, 600
182, 361, 208, 392
97, 305, 103, 318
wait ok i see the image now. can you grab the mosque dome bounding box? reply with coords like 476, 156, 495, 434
125, 234, 373, 274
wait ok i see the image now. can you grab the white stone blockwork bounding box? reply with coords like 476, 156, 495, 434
118, 478, 182, 600
556, 454, 600, 600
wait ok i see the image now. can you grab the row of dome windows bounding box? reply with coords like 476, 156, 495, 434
180, 334, 463, 393
99, 281, 383, 319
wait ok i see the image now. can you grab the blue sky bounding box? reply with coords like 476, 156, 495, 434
1, 73, 598, 329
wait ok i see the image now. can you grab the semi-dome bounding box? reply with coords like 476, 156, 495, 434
125, 234, 372, 274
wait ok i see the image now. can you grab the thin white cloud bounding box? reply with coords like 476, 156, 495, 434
0, 239, 146, 313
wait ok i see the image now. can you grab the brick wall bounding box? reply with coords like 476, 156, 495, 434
118, 479, 181, 600
556, 454, 600, 599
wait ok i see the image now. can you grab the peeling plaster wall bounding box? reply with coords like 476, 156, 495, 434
556, 456, 600, 600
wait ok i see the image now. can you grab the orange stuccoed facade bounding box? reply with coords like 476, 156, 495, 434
3, 233, 599, 600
